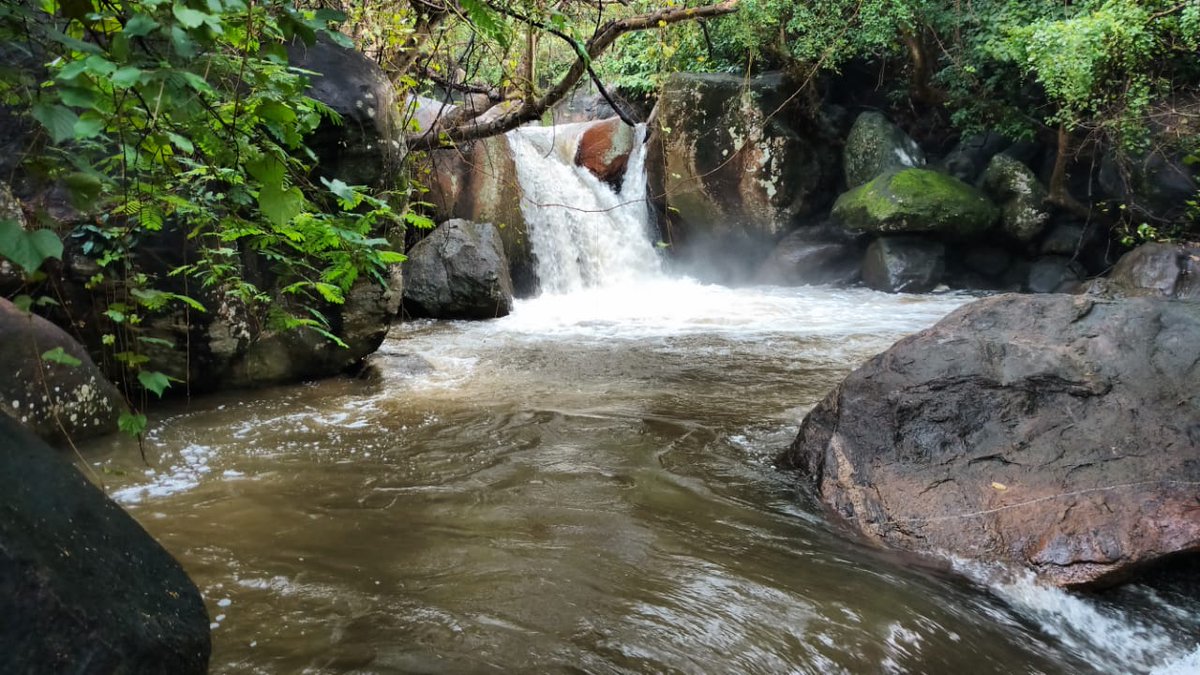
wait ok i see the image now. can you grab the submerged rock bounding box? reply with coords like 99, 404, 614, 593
833, 168, 998, 238
0, 297, 125, 443
403, 219, 514, 319
843, 112, 925, 188
861, 236, 945, 293
779, 294, 1200, 588
0, 413, 211, 672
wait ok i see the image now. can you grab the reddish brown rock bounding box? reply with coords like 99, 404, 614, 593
574, 116, 635, 188
778, 293, 1200, 588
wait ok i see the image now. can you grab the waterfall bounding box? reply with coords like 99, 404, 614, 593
506, 122, 663, 294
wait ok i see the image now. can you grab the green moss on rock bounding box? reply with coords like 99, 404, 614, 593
833, 168, 999, 238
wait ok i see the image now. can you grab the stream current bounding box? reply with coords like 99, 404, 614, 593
81, 124, 1200, 674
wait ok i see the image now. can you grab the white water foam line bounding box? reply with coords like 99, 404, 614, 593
951, 558, 1200, 674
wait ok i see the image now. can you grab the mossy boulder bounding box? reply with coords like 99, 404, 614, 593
833, 168, 999, 238
843, 112, 925, 188
980, 154, 1049, 242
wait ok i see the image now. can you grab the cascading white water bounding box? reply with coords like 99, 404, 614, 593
506, 122, 662, 293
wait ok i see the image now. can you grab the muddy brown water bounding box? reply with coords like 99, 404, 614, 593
81, 283, 1199, 674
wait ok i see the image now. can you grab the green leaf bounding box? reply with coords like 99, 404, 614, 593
74, 113, 106, 139
31, 103, 79, 143
123, 14, 160, 39
104, 308, 126, 323
137, 336, 176, 348
0, 219, 63, 274
118, 411, 148, 437
12, 295, 33, 313
259, 183, 305, 228
137, 370, 172, 397
172, 3, 208, 29
41, 347, 82, 367
111, 66, 143, 88
459, 0, 509, 48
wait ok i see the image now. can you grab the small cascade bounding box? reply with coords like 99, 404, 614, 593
506, 122, 663, 294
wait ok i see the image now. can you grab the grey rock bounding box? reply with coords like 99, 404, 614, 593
404, 219, 514, 319
0, 298, 125, 443
653, 72, 839, 270
1026, 255, 1085, 293
843, 112, 925, 188
287, 34, 401, 187
0, 414, 211, 672
757, 226, 862, 286
861, 236, 945, 293
778, 294, 1200, 588
1103, 242, 1200, 300
980, 154, 1050, 242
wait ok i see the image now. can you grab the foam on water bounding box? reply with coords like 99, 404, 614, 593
952, 559, 1200, 674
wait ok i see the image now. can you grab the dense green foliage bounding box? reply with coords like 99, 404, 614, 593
1, 0, 411, 407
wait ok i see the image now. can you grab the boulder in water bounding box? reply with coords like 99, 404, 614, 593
459, 136, 536, 295
0, 413, 211, 672
652, 72, 839, 270
403, 219, 514, 319
861, 236, 945, 293
779, 293, 1200, 588
0, 297, 125, 443
833, 168, 999, 238
757, 225, 862, 286
575, 117, 635, 189
843, 112, 925, 188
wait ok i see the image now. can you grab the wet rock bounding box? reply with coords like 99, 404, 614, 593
287, 34, 400, 187
1099, 151, 1198, 224
757, 226, 862, 286
833, 169, 998, 238
0, 413, 211, 672
980, 154, 1050, 242
861, 236, 945, 293
942, 132, 1010, 184
403, 219, 514, 319
1025, 255, 1085, 293
779, 293, 1200, 589
575, 117, 635, 189
653, 72, 839, 257
961, 244, 1013, 280
1102, 242, 1200, 300
459, 135, 536, 295
843, 112, 925, 188
0, 297, 125, 443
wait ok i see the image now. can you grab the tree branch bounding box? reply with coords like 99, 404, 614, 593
406, 0, 739, 149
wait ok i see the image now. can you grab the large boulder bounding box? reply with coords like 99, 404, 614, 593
1099, 150, 1198, 224
0, 298, 125, 443
462, 135, 536, 295
843, 112, 925, 188
0, 413, 211, 672
1025, 255, 1085, 293
756, 225, 862, 287
942, 132, 1010, 184
574, 116, 635, 189
980, 154, 1050, 242
1102, 242, 1200, 300
861, 236, 945, 293
653, 72, 839, 268
287, 34, 401, 187
779, 294, 1200, 588
833, 168, 999, 238
403, 219, 514, 319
